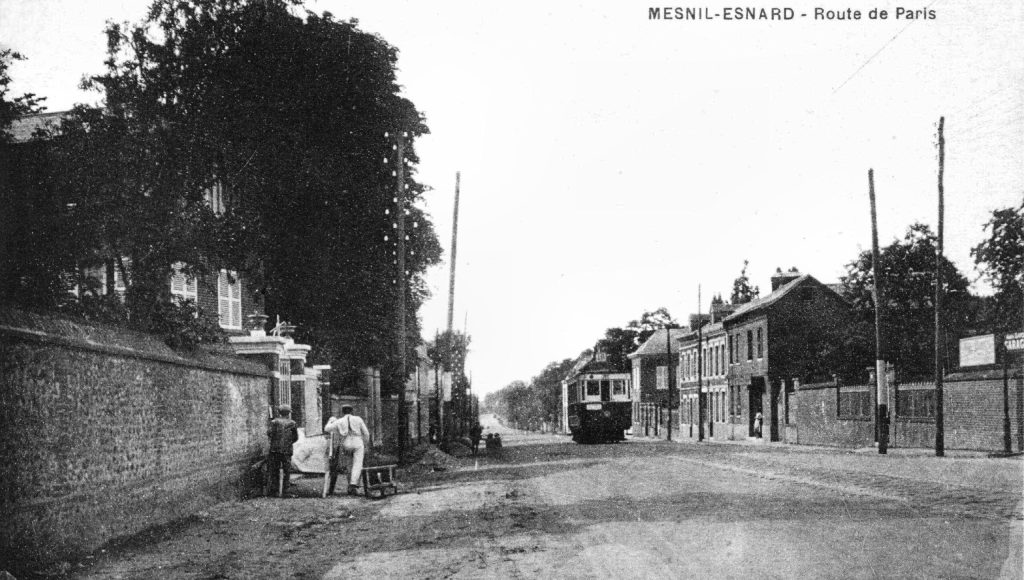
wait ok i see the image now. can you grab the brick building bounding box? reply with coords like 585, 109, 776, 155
723, 268, 852, 442
678, 300, 736, 440
628, 327, 688, 437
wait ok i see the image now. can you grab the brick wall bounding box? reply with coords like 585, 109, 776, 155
894, 372, 1024, 452
790, 371, 1024, 452
0, 308, 272, 570
790, 382, 876, 447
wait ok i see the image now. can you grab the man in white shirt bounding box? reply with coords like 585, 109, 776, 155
324, 405, 371, 496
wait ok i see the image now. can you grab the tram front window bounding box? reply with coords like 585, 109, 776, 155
600, 379, 610, 401
586, 380, 600, 398
612, 380, 625, 397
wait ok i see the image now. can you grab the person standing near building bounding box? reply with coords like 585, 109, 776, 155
325, 405, 370, 496
753, 411, 764, 438
469, 423, 483, 456
266, 405, 299, 497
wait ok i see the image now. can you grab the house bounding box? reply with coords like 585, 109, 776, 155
2, 112, 263, 335
628, 327, 688, 437
678, 299, 736, 440
724, 268, 853, 442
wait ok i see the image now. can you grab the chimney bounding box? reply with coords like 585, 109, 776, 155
770, 267, 802, 291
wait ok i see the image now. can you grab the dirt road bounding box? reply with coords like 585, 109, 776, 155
67, 424, 1022, 579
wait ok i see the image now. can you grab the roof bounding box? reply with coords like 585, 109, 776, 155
724, 274, 843, 323
628, 327, 691, 358
678, 322, 724, 344
6, 111, 66, 143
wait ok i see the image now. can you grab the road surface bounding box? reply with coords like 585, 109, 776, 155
70, 420, 1022, 579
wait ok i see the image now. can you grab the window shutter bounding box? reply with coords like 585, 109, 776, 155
218, 270, 230, 326
230, 274, 241, 328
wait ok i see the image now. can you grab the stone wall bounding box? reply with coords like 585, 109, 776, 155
0, 308, 272, 570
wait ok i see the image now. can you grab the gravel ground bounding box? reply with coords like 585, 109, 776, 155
52, 417, 1022, 580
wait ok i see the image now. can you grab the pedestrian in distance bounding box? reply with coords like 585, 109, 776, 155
469, 422, 483, 456
754, 411, 764, 438
325, 405, 370, 496
266, 404, 299, 497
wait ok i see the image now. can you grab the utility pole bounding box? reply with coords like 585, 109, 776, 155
935, 117, 946, 457
393, 131, 409, 461
666, 327, 674, 441
697, 285, 705, 442
446, 172, 461, 436
869, 169, 889, 454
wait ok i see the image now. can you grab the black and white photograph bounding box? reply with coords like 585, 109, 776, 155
1, 0, 1022, 578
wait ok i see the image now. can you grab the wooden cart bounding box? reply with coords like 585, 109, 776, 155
361, 464, 398, 499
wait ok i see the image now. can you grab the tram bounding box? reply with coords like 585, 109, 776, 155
564, 356, 632, 443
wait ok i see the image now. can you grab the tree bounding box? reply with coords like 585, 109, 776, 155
626, 307, 680, 345
972, 201, 1024, 334
730, 260, 760, 304
43, 1, 442, 368
0, 50, 44, 141
842, 223, 973, 378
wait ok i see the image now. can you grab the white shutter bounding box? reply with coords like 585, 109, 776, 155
218, 269, 242, 329
170, 262, 198, 302
218, 270, 230, 327
230, 274, 241, 328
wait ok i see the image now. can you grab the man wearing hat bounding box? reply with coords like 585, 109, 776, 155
266, 404, 299, 497
324, 405, 370, 496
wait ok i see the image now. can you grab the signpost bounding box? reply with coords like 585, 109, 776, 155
1005, 332, 1024, 352
959, 334, 996, 367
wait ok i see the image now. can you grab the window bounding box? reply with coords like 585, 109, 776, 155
205, 181, 227, 215
218, 269, 242, 329
897, 386, 936, 419
728, 335, 733, 364
612, 380, 626, 396
838, 385, 872, 419
746, 330, 754, 361
586, 380, 600, 397
757, 328, 764, 359
170, 262, 198, 302
656, 366, 668, 390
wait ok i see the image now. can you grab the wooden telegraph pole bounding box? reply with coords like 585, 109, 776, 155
935, 117, 946, 457
869, 169, 889, 454
446, 172, 461, 436
394, 131, 409, 460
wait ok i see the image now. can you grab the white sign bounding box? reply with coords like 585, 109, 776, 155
1006, 332, 1024, 352
959, 334, 996, 367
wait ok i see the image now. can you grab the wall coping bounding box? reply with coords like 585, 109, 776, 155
0, 308, 271, 378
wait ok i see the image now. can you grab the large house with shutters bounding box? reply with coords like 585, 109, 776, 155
2, 112, 262, 334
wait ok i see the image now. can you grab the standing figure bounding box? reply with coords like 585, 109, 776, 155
266, 405, 299, 497
753, 411, 764, 438
325, 405, 370, 496
469, 423, 483, 456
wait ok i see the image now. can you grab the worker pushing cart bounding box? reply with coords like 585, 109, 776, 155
324, 405, 370, 496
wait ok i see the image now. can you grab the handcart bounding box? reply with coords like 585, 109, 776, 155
361, 464, 398, 499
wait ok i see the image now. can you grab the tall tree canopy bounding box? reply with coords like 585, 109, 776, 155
730, 259, 760, 304
39, 0, 441, 377
842, 223, 972, 378
972, 201, 1024, 334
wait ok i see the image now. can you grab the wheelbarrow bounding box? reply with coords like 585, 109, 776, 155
361, 464, 398, 499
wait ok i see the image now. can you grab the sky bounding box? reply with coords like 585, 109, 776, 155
1, 0, 1021, 394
